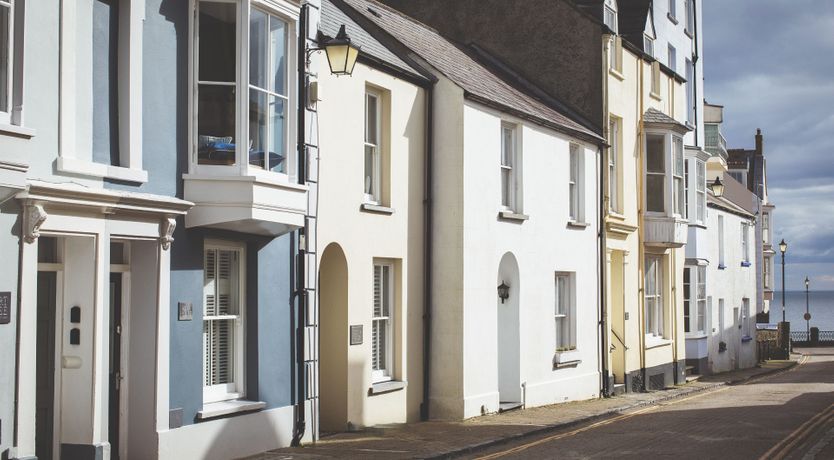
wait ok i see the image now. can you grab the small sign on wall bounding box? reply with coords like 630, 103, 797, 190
178, 302, 193, 321
0, 292, 10, 325
350, 325, 363, 346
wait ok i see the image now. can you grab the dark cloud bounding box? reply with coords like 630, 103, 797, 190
703, 1, 834, 289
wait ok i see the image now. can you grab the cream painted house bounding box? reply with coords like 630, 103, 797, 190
315, 0, 429, 431
335, 0, 606, 420
602, 0, 690, 392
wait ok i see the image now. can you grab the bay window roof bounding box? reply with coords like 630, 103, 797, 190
643, 108, 690, 135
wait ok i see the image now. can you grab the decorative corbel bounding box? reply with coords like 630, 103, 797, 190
23, 204, 47, 244
159, 217, 176, 250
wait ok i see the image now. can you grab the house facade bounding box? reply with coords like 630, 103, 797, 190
336, 0, 606, 420
2, 0, 322, 458
316, 0, 430, 431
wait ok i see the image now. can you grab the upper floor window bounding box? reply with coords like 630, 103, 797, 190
684, 162, 689, 219
683, 265, 706, 334
500, 123, 520, 211
764, 257, 772, 289
0, 0, 12, 123
686, 59, 695, 124
673, 137, 684, 217
569, 144, 584, 222
645, 255, 664, 338
645, 132, 685, 216
718, 215, 725, 268
646, 134, 665, 213
742, 298, 751, 338
685, 0, 695, 34
365, 89, 382, 204
762, 212, 770, 244
741, 222, 750, 265
667, 44, 676, 73
604, 0, 618, 33
650, 61, 661, 95
609, 36, 622, 73
608, 118, 620, 213
194, 0, 295, 178
695, 160, 706, 223
555, 273, 576, 351
668, 0, 677, 20
644, 34, 655, 58
729, 170, 745, 185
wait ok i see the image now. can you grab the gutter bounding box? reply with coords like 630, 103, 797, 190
599, 34, 611, 398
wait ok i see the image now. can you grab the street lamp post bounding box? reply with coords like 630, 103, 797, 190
805, 276, 810, 339
780, 239, 787, 324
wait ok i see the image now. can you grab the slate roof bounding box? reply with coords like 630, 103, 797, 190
334, 0, 604, 142
618, 0, 652, 49
643, 108, 690, 132
321, 0, 424, 80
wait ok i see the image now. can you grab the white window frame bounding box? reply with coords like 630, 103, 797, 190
645, 131, 685, 217
762, 212, 770, 244
673, 137, 684, 217
645, 255, 664, 338
764, 257, 772, 290
202, 240, 246, 404
604, 0, 618, 33
644, 34, 655, 59
609, 36, 623, 73
696, 160, 706, 223
741, 222, 750, 265
685, 59, 695, 124
650, 61, 660, 96
718, 298, 725, 341
500, 122, 519, 212
668, 0, 676, 20
608, 117, 620, 213
667, 44, 676, 74
188, 0, 299, 182
645, 132, 666, 214
685, 0, 695, 34
684, 265, 706, 336
372, 262, 394, 383
555, 272, 576, 351
742, 298, 751, 338
569, 143, 584, 222
57, 0, 147, 182
364, 89, 382, 204
0, 0, 14, 125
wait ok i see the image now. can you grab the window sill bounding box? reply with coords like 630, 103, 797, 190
498, 210, 529, 222
57, 157, 149, 183
685, 332, 708, 340
684, 29, 694, 39
741, 261, 751, 267
196, 400, 266, 421
0, 123, 35, 138
650, 92, 662, 102
608, 68, 625, 81
688, 222, 707, 229
369, 380, 407, 396
718, 264, 726, 270
645, 336, 671, 349
742, 336, 753, 343
553, 349, 581, 368
360, 203, 395, 215
567, 220, 590, 230
667, 13, 678, 25
182, 172, 307, 191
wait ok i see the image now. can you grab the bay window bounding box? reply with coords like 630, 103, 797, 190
673, 137, 684, 217
194, 0, 294, 177
372, 263, 393, 383
645, 131, 686, 217
645, 255, 664, 337
203, 243, 245, 403
646, 134, 665, 213
696, 160, 706, 223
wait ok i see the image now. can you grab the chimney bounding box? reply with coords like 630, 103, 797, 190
755, 128, 763, 155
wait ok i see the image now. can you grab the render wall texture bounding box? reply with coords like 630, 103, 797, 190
379, 0, 603, 132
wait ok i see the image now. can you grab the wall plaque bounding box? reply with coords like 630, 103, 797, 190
350, 325, 363, 346
178, 302, 193, 321
0, 292, 10, 324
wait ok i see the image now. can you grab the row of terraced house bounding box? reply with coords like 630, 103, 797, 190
0, 0, 777, 458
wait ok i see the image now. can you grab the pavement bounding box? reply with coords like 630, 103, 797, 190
245, 355, 801, 459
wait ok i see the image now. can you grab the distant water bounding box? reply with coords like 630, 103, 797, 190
774, 290, 834, 331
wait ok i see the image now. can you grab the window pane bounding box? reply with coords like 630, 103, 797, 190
268, 96, 286, 173
674, 138, 684, 176
381, 265, 390, 317
647, 175, 664, 212
199, 2, 236, 83
270, 16, 287, 95
249, 89, 267, 166
198, 85, 236, 165
647, 136, 664, 173
249, 90, 286, 172
366, 94, 378, 145
249, 9, 267, 88
365, 145, 376, 197
501, 127, 513, 166
205, 319, 234, 385
501, 168, 511, 207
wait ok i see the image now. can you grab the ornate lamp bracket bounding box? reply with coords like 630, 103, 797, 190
159, 217, 176, 250
23, 204, 47, 244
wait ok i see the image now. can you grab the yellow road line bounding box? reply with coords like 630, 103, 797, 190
759, 402, 834, 460
477, 357, 808, 460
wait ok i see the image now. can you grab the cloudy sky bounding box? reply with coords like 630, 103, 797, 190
702, 2, 834, 291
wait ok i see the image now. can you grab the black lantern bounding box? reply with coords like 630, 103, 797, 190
709, 176, 724, 198
321, 25, 360, 76
779, 239, 787, 254
497, 281, 510, 304
805, 276, 810, 288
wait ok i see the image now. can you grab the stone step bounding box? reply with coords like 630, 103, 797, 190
612, 383, 626, 396
499, 402, 523, 413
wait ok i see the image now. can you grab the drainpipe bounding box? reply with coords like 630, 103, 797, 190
420, 83, 434, 421
292, 3, 310, 446
692, 0, 700, 145
638, 53, 647, 390
598, 34, 611, 398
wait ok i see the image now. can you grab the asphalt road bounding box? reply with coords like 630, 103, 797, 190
466, 349, 834, 460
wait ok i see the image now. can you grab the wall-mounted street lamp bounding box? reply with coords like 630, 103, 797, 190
805, 276, 811, 339
315, 25, 360, 77
497, 281, 510, 304
709, 176, 725, 198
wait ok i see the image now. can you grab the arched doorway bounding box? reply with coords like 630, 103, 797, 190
319, 243, 349, 432
497, 252, 521, 408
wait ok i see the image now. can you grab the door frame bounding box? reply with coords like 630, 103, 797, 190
110, 247, 132, 460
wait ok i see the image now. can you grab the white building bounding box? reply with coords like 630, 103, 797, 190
338, 0, 606, 419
